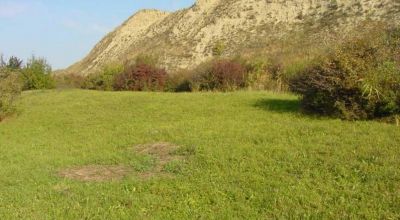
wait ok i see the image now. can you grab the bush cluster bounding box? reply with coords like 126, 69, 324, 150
191, 59, 247, 91
82, 58, 254, 92
79, 51, 305, 93
245, 58, 287, 91
82, 57, 167, 92
83, 63, 123, 91
21, 56, 55, 90
289, 27, 400, 120
0, 55, 54, 121
113, 63, 167, 91
165, 70, 192, 92
1, 55, 55, 90
0, 69, 22, 121
169, 58, 290, 92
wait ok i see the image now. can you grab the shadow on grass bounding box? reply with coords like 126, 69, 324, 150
253, 98, 301, 113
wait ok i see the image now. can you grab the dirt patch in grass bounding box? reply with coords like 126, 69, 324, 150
59, 142, 191, 182
134, 142, 186, 179
59, 165, 131, 182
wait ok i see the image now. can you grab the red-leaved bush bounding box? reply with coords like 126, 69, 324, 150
194, 59, 247, 91
113, 64, 167, 91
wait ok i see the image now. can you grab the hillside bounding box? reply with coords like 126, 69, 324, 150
66, 0, 400, 75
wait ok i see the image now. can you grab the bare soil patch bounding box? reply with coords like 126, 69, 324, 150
59, 142, 189, 182
59, 165, 131, 182
135, 142, 185, 179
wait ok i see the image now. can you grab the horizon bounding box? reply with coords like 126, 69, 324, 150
0, 0, 195, 70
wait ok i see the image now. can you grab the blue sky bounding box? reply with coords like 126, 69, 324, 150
0, 0, 195, 69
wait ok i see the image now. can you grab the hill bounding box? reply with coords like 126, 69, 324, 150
65, 0, 400, 75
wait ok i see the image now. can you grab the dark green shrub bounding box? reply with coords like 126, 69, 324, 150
290, 27, 400, 120
165, 70, 193, 92
0, 69, 22, 121
21, 56, 54, 90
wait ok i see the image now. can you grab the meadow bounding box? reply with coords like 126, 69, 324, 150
0, 90, 399, 219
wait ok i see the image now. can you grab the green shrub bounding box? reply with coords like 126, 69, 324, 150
289, 27, 400, 120
245, 58, 287, 91
21, 56, 55, 90
83, 63, 123, 91
0, 69, 22, 121
245, 58, 270, 90
165, 70, 193, 92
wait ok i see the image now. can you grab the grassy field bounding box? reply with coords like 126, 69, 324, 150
0, 90, 399, 219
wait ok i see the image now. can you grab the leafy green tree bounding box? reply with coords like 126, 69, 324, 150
21, 56, 55, 90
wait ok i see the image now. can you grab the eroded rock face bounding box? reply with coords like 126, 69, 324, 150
86, 10, 170, 71
66, 0, 400, 75
67, 9, 170, 75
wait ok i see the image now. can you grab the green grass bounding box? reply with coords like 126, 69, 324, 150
0, 90, 399, 219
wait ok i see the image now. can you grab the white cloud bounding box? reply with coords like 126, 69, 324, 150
0, 2, 29, 18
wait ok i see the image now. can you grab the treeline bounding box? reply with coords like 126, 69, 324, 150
60, 55, 285, 93
0, 55, 54, 90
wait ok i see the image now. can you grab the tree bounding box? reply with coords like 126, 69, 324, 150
21, 56, 54, 90
7, 56, 23, 69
